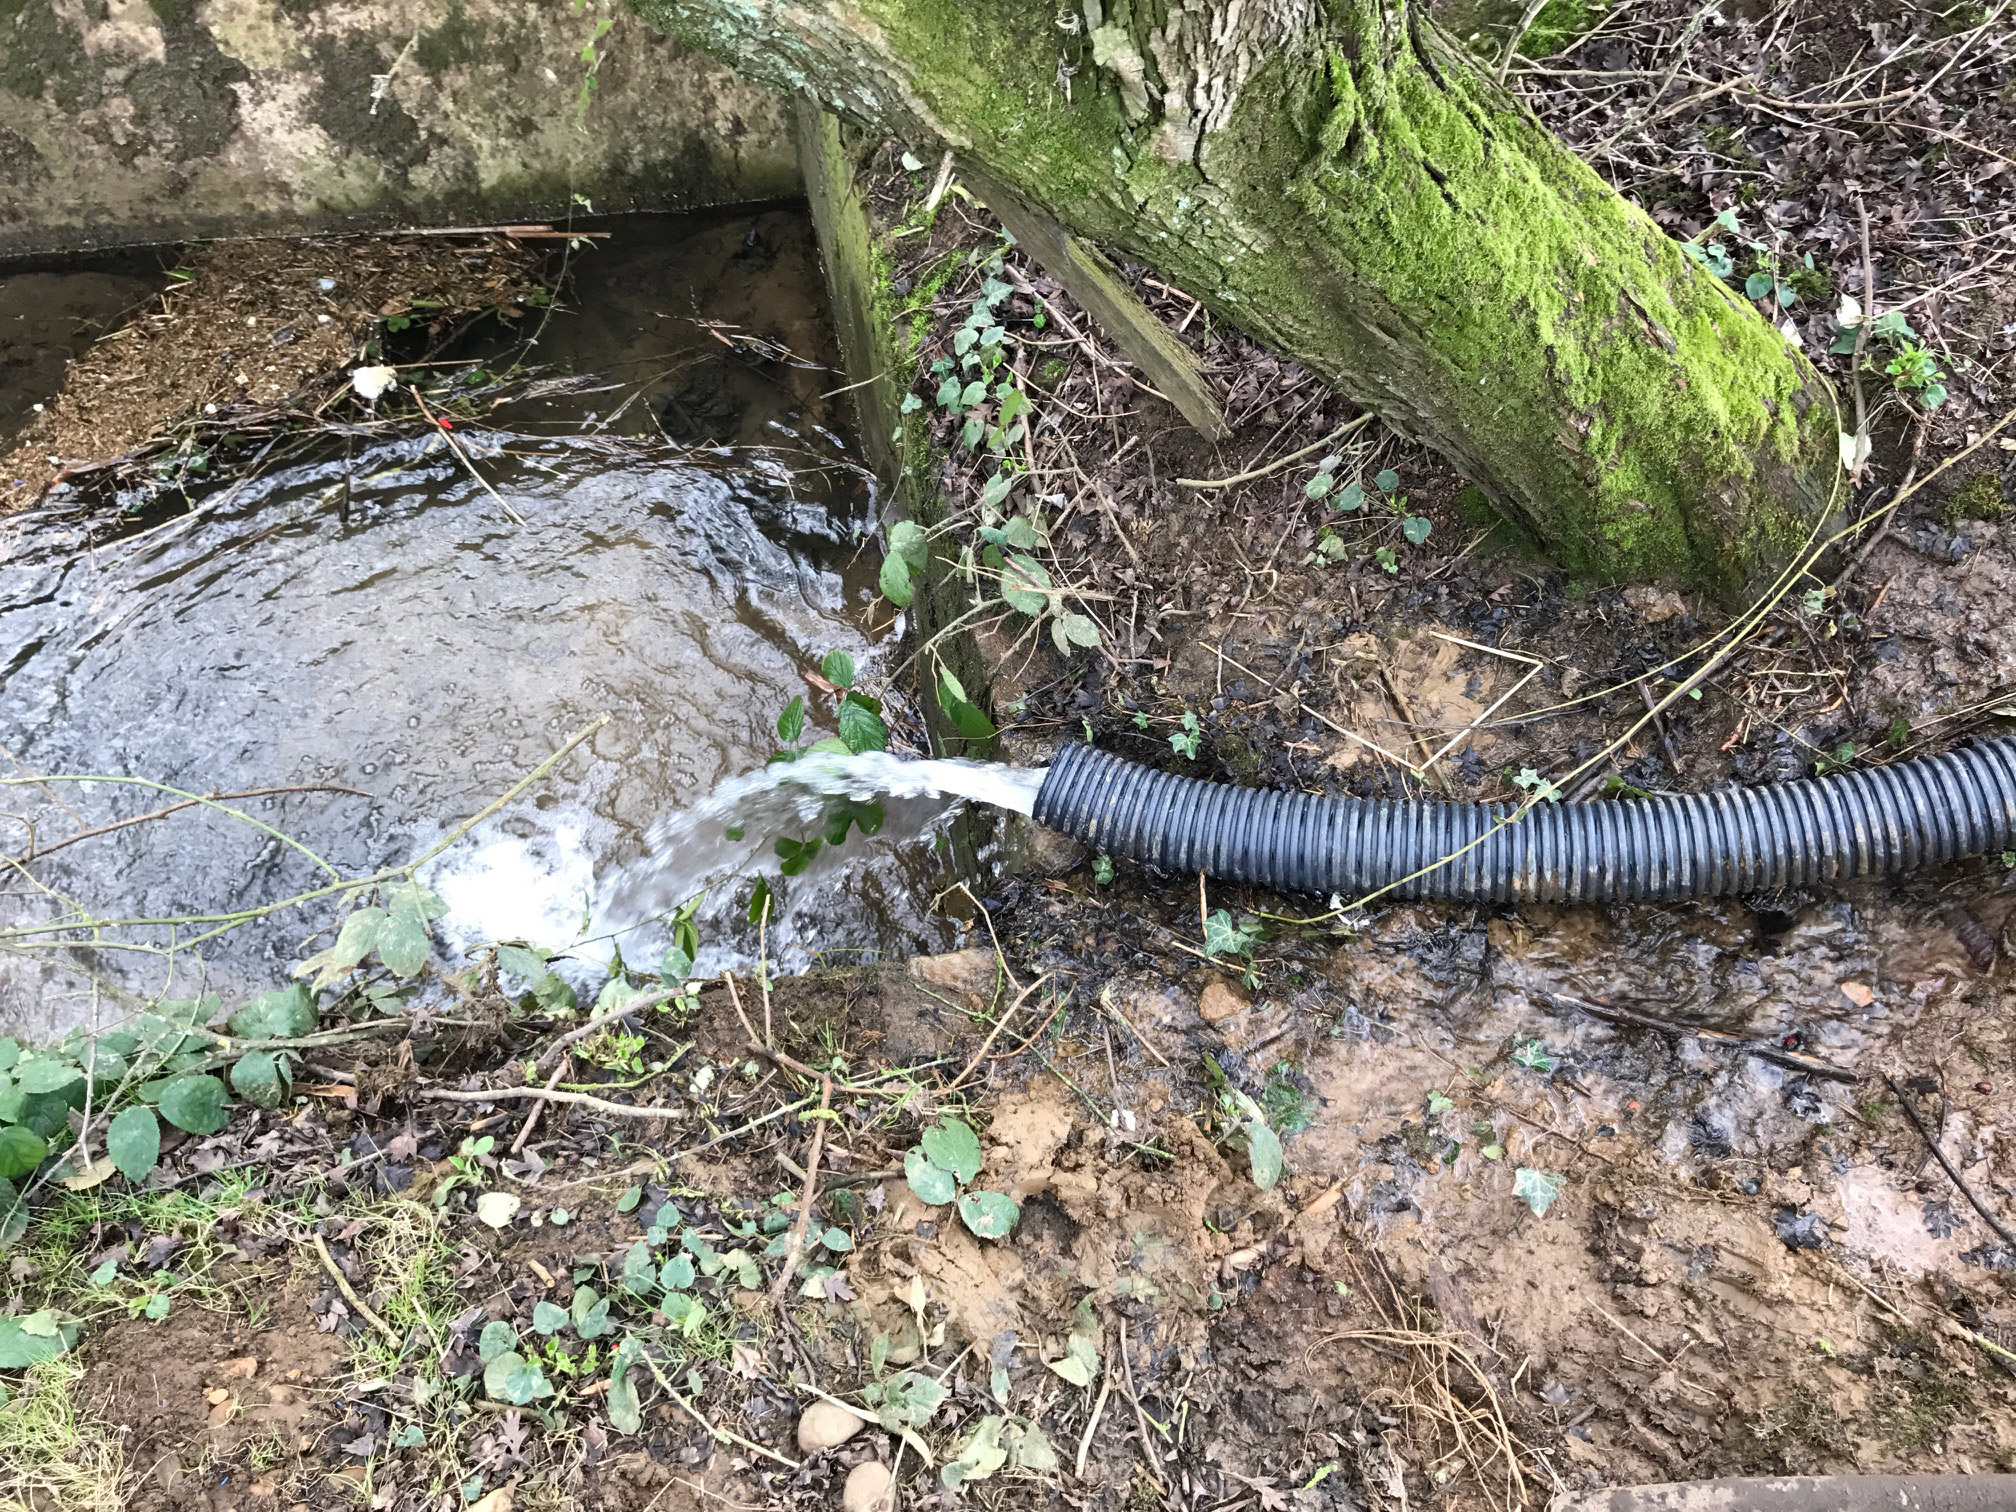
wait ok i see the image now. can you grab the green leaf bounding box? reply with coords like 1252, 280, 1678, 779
1203, 908, 1259, 959
1304, 471, 1334, 499
616, 1183, 643, 1213
478, 1320, 518, 1362
484, 1351, 553, 1405
1336, 480, 1366, 512
331, 908, 387, 969
920, 1117, 982, 1183
497, 944, 550, 983
1375, 468, 1400, 492
1427, 1091, 1454, 1115
375, 912, 430, 978
942, 1413, 1009, 1488
904, 1148, 956, 1205
143, 1294, 170, 1321
228, 984, 315, 1041
0, 1177, 25, 1251
607, 1346, 642, 1434
868, 1368, 948, 1429
878, 549, 915, 608
960, 379, 987, 408
776, 694, 806, 744
0, 1040, 16, 1073
837, 699, 888, 755
1401, 515, 1433, 546
0, 1126, 45, 1181
957, 1190, 1020, 1240
106, 1106, 160, 1183
229, 1050, 290, 1110
820, 1225, 853, 1252
1513, 1167, 1565, 1217
532, 1301, 570, 1336
821, 650, 856, 689
157, 1074, 227, 1135
1244, 1121, 1285, 1191
999, 553, 1052, 615
15, 1058, 81, 1095
0, 1310, 77, 1367
887, 518, 929, 567
620, 1239, 656, 1295
1054, 612, 1102, 649
1745, 270, 1773, 300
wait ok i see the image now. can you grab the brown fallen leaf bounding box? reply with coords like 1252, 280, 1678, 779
61, 1156, 118, 1192
467, 1487, 514, 1512
1840, 981, 1875, 1007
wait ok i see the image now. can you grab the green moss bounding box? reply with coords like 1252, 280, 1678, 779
1943, 472, 2008, 526
1785, 263, 1833, 305
144, 0, 199, 26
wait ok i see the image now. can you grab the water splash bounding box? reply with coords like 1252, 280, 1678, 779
586, 752, 1047, 972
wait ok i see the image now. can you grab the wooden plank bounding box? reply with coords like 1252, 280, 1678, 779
961, 166, 1230, 442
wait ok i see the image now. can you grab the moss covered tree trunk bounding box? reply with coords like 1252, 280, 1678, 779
631, 0, 1841, 596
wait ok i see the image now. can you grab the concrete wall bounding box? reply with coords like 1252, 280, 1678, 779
0, 0, 799, 257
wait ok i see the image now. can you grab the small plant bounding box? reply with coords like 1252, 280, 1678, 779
1815, 742, 1856, 776
901, 1115, 1020, 1240
1512, 1039, 1554, 1073
1831, 302, 1948, 410
1511, 767, 1563, 803
1203, 1055, 1285, 1191
1091, 855, 1115, 886
1168, 711, 1203, 760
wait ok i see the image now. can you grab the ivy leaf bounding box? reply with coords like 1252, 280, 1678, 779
957, 1190, 1020, 1240
1054, 612, 1102, 649
106, 1105, 161, 1183
620, 1239, 656, 1295
478, 1320, 518, 1362
1304, 471, 1334, 500
227, 984, 316, 1041
904, 1148, 956, 1206
484, 1352, 553, 1405
532, 1301, 570, 1336
920, 1117, 982, 1183
1513, 1167, 1565, 1217
0, 1126, 46, 1181
607, 1343, 643, 1433
229, 1050, 290, 1110
157, 1074, 227, 1135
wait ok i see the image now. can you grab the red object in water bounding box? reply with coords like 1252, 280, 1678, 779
438, 418, 454, 430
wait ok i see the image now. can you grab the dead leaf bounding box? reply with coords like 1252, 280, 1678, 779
468, 1488, 514, 1512
1839, 981, 1875, 1007
61, 1156, 118, 1191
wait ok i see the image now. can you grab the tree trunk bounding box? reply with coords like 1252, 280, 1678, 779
629, 0, 1841, 597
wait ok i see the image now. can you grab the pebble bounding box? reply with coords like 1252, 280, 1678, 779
796, 1400, 866, 1452
843, 1461, 897, 1512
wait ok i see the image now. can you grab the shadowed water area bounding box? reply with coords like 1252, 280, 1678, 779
0, 212, 992, 1039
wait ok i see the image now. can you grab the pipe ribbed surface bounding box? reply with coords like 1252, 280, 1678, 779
1031, 738, 2016, 902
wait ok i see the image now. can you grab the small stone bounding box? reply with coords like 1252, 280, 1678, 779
907, 949, 1000, 1007
1199, 978, 1250, 1026
204, 1387, 230, 1406
843, 1461, 897, 1512
797, 1400, 866, 1452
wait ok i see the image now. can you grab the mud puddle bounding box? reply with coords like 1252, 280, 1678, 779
0, 212, 980, 1040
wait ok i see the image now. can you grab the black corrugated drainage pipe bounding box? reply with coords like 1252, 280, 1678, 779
1031, 738, 2016, 902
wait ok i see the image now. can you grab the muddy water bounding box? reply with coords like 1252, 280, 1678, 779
0, 212, 978, 1040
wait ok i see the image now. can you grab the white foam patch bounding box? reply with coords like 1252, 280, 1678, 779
427, 823, 600, 960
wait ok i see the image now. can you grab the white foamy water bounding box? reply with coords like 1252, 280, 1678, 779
424, 752, 1048, 978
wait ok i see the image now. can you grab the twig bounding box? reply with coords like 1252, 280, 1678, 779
310, 1232, 402, 1347
1115, 1317, 1168, 1488
1497, 0, 1551, 83
511, 1056, 569, 1156
770, 1080, 834, 1303
1850, 198, 1873, 478
944, 975, 1050, 1092
1175, 414, 1372, 489
416, 1084, 685, 1120
15, 784, 372, 863
922, 149, 957, 216
410, 387, 526, 526
1885, 1074, 2016, 1251
1075, 1325, 1117, 1478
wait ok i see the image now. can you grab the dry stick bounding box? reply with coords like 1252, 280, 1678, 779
511, 1055, 569, 1157
1075, 1328, 1119, 1478
953, 880, 1024, 997
1115, 1317, 1168, 1489
309, 1233, 402, 1348
1496, 0, 1551, 83
1881, 0, 2011, 124
1174, 414, 1373, 489
769, 1078, 834, 1304
417, 1085, 686, 1120
1885, 1073, 2016, 1251
410, 387, 526, 526
1850, 198, 1875, 476
18, 784, 373, 863
721, 971, 763, 1047
944, 975, 1051, 1092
